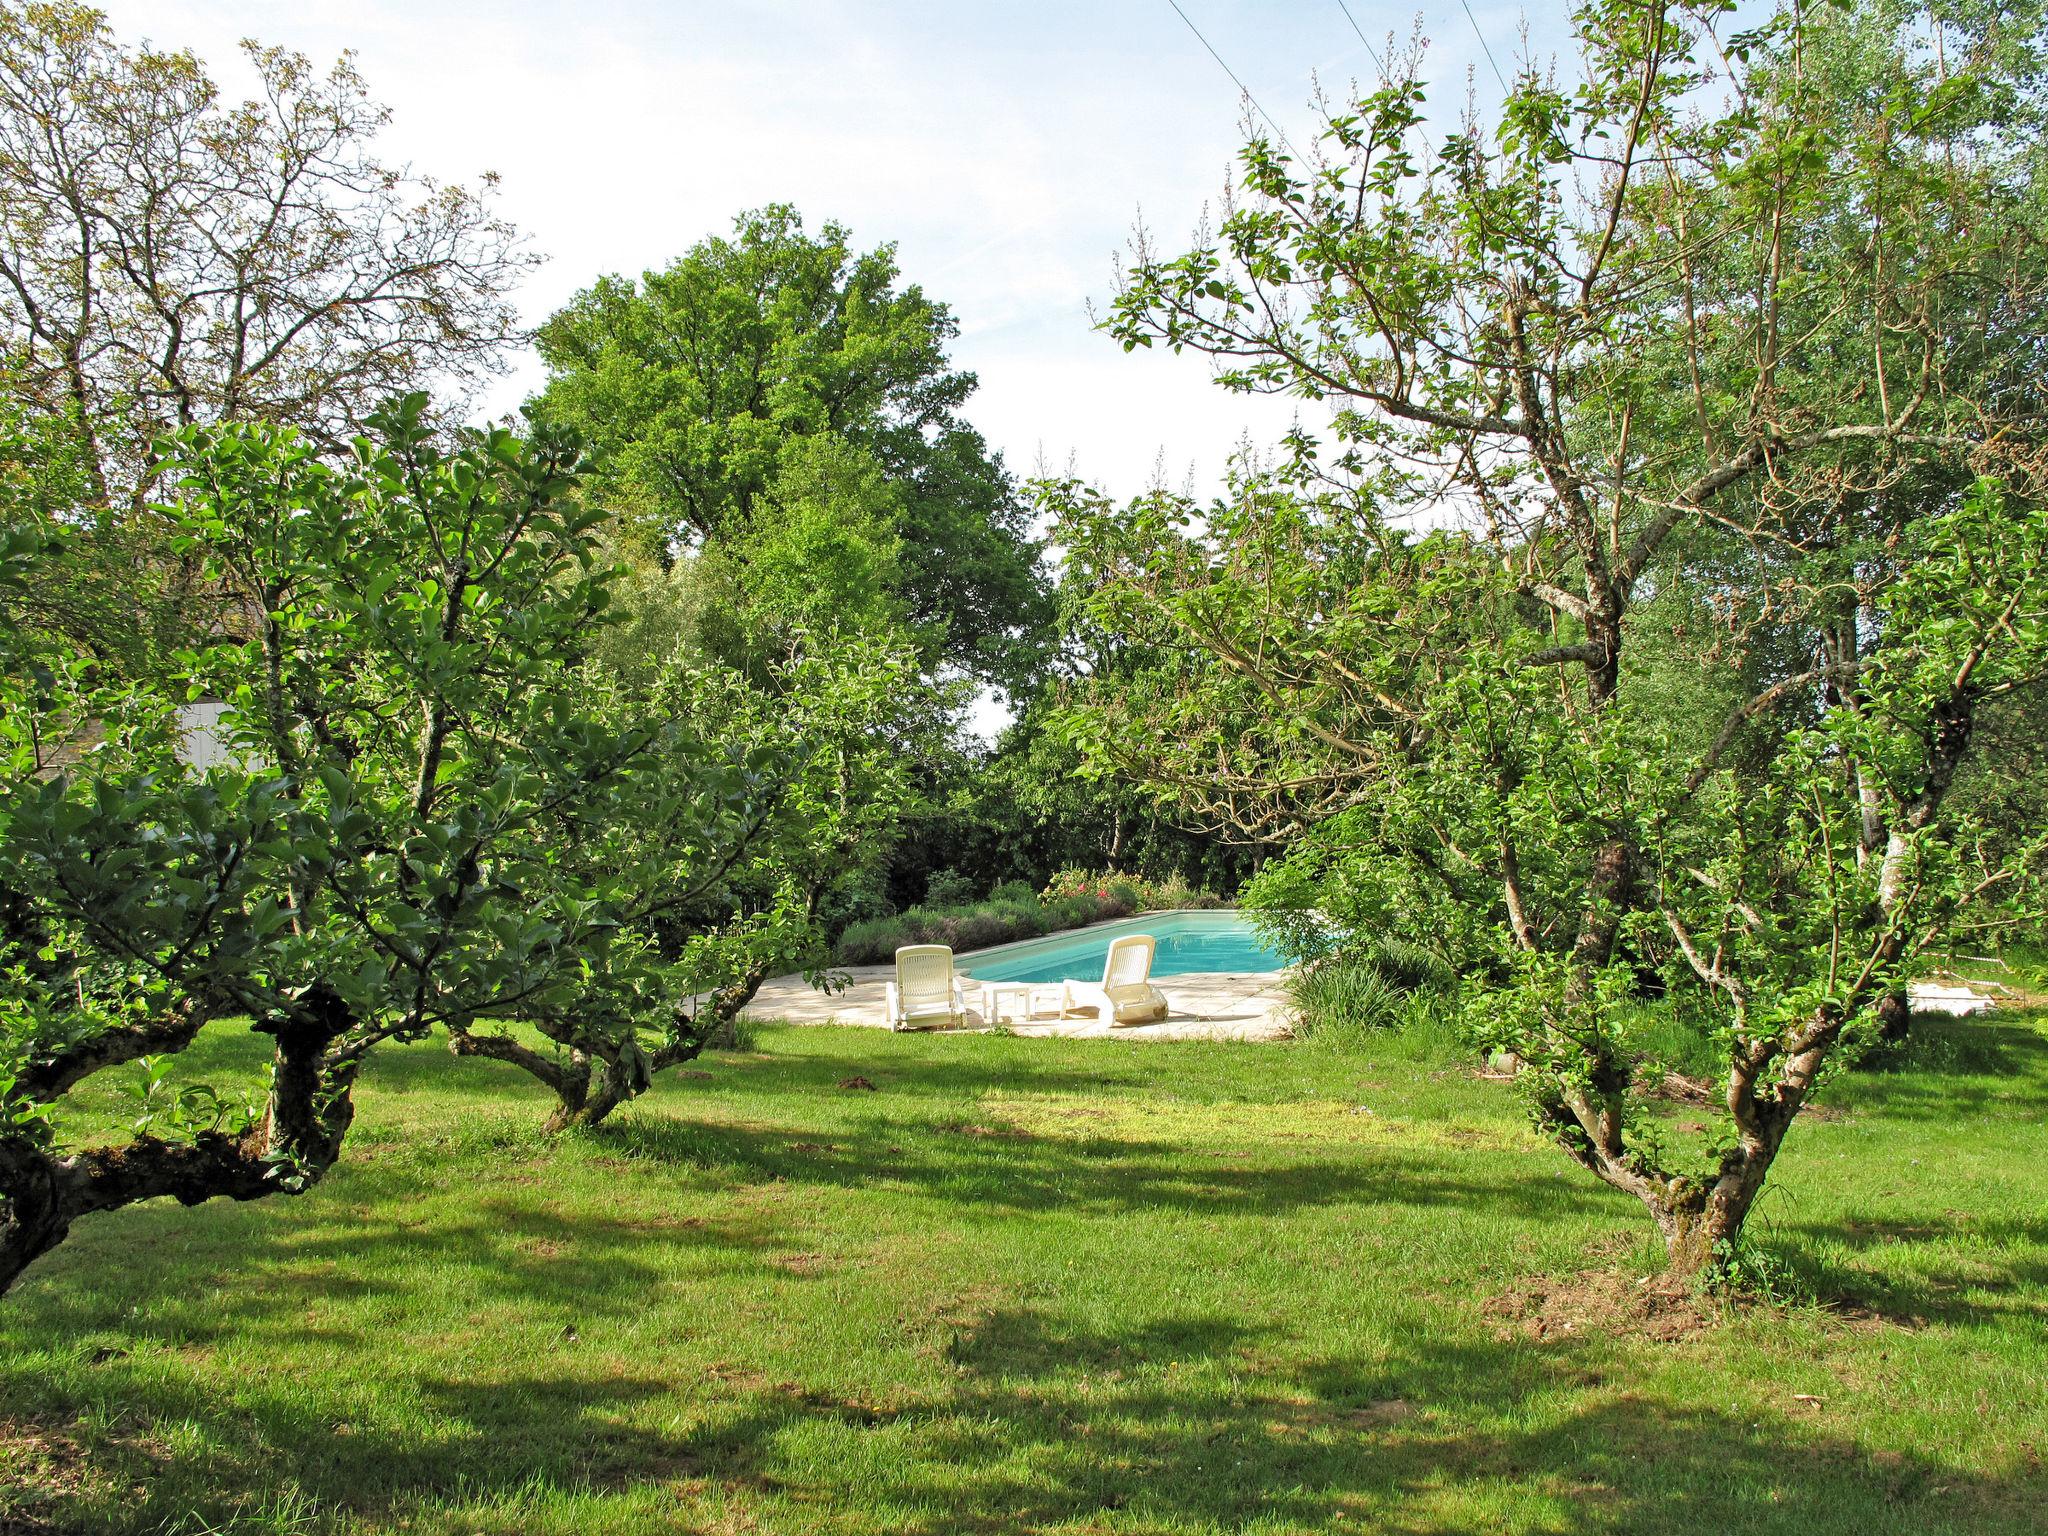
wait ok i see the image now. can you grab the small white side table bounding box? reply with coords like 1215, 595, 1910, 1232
982, 982, 1032, 1026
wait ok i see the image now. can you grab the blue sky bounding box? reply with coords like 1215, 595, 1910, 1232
100, 1, 1574, 498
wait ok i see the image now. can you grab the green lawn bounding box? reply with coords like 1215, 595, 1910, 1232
2, 1014, 2044, 1535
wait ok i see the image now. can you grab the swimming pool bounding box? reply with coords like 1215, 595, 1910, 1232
956, 910, 1289, 985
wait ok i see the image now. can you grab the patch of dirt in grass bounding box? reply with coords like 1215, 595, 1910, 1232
1326, 1396, 1417, 1431
724, 1181, 795, 1209
0, 1415, 151, 1532
1484, 1263, 1717, 1344
1805, 1290, 1930, 1334
1263, 1392, 1420, 1439
771, 1380, 901, 1428
945, 1121, 1033, 1140
987, 1095, 1403, 1147
704, 1359, 773, 1393
913, 1282, 1010, 1364
930, 1282, 1006, 1326
1434, 1124, 1514, 1149
1638, 1069, 1718, 1107
699, 1367, 907, 1429
609, 1211, 707, 1235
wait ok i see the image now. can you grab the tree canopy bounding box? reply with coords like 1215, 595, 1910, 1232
532, 206, 1051, 693
0, 0, 535, 679
0, 405, 611, 1283
0, 392, 925, 1289
0, 0, 532, 510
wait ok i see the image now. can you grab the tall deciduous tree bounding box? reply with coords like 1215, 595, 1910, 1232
532, 205, 1050, 693
1051, 0, 2048, 1270
0, 1, 532, 512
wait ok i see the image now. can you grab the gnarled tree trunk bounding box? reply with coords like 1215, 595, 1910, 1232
0, 984, 360, 1295
447, 959, 776, 1135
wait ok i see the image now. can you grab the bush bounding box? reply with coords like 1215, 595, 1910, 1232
1367, 938, 1458, 993
1143, 871, 1226, 910
989, 879, 1038, 904
988, 897, 1049, 934
1041, 867, 1225, 911
923, 868, 979, 907
1042, 867, 1116, 904
1037, 895, 1077, 930
1290, 954, 1408, 1045
836, 915, 914, 966
833, 883, 1140, 965
1288, 942, 1463, 1050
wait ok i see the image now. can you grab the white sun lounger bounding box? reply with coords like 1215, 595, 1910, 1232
886, 944, 967, 1031
1064, 933, 1169, 1025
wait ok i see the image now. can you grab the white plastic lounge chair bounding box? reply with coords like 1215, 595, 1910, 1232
886, 944, 967, 1031
1066, 934, 1169, 1026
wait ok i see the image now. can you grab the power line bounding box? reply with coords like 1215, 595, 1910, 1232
1458, 0, 1511, 94
1164, 0, 1289, 145
1331, 0, 1388, 78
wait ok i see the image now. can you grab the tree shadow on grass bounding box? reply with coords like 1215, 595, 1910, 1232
583, 1111, 1619, 1225
8, 1040, 1606, 1360
10, 1297, 2041, 1535
924, 1308, 2039, 1534
3, 1181, 804, 1362
8, 1027, 2043, 1531
1836, 1015, 2048, 1122
675, 1316, 2042, 1536
353, 1029, 1291, 1115
1766, 1210, 2048, 1337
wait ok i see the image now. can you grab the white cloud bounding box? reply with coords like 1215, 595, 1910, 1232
95, 0, 1564, 497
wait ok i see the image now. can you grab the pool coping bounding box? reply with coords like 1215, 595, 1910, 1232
741, 909, 1299, 1041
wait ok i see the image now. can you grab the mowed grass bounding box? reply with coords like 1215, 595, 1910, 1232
1, 1013, 2044, 1535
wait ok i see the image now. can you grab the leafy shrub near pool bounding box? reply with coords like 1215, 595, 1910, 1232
1289, 942, 1462, 1048
836, 891, 1128, 965
1292, 953, 1406, 1038
1041, 867, 1226, 912
922, 868, 980, 907
1290, 943, 1734, 1077
835, 868, 1229, 965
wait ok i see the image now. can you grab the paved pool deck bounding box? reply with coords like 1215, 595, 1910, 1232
740, 950, 2008, 1044
743, 960, 1297, 1042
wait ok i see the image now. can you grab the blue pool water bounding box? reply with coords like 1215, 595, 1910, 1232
956, 910, 1288, 985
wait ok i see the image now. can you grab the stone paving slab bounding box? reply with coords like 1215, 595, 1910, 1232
742, 961, 1296, 1042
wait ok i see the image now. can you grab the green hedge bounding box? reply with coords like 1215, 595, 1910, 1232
835, 868, 1229, 967
836, 890, 1135, 966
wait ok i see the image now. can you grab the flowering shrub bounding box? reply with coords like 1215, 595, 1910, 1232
1041, 868, 1225, 912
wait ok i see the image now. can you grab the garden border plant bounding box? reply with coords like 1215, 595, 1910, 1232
833, 868, 1223, 966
